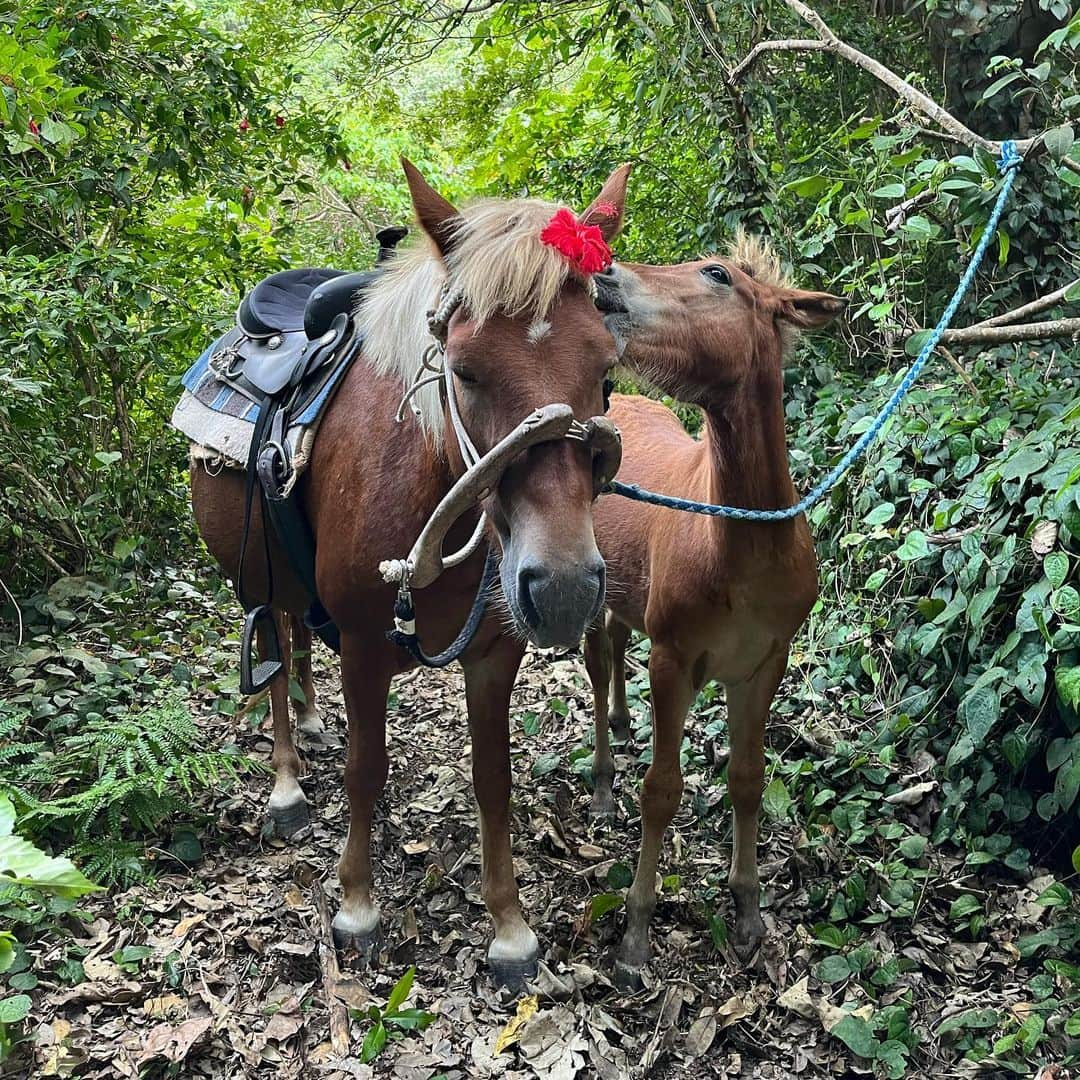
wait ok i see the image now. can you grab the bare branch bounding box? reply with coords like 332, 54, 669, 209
972, 278, 1080, 328
730, 38, 826, 81
724, 0, 1080, 177
935, 317, 1080, 347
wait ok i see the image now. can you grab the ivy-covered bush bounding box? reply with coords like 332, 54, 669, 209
788, 345, 1080, 866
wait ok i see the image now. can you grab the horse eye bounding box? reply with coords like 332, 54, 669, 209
702, 264, 731, 286
453, 368, 478, 386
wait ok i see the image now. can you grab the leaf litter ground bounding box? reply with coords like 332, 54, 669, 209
22, 640, 1079, 1079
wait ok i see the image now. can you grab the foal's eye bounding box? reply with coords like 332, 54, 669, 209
701, 264, 731, 287
452, 368, 478, 386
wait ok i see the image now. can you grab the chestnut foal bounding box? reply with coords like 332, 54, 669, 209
588, 235, 845, 983
191, 162, 629, 983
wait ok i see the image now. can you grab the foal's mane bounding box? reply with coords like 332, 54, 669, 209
727, 229, 793, 290
356, 197, 572, 442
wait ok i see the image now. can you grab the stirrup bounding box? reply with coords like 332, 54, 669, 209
240, 604, 283, 694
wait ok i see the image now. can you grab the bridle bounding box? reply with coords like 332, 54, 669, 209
378, 278, 622, 666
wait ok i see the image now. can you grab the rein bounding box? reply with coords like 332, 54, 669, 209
604, 141, 1024, 522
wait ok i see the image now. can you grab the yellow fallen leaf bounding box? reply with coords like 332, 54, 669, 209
494, 995, 538, 1055
144, 994, 188, 1021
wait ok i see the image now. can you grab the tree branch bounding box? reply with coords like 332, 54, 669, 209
729, 38, 826, 81
972, 278, 1079, 328
935, 317, 1080, 347
727, 0, 1080, 177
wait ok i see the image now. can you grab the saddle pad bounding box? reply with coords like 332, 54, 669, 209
170, 334, 355, 483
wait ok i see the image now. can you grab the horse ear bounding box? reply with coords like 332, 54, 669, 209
580, 163, 632, 241
401, 157, 460, 259
778, 288, 847, 330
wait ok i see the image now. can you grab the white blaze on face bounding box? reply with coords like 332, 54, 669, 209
527, 318, 552, 344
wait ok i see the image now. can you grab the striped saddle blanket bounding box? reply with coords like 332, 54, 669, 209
171, 333, 355, 481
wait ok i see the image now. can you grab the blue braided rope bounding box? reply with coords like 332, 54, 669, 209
606, 141, 1024, 522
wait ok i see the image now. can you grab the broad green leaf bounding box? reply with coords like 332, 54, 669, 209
949, 894, 981, 919
531, 751, 560, 778
1044, 551, 1068, 589
830, 1014, 877, 1057
815, 954, 852, 984
386, 965, 414, 1014
1055, 665, 1080, 710
1034, 881, 1071, 907
937, 1008, 998, 1035
360, 1020, 388, 1063
898, 835, 927, 860
0, 833, 101, 896
1044, 124, 1075, 161
590, 892, 624, 921
871, 183, 905, 199
762, 777, 792, 820
0, 995, 31, 1024
864, 502, 895, 527
896, 531, 930, 562
607, 862, 633, 889
958, 686, 1000, 747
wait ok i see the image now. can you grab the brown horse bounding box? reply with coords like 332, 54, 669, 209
588, 234, 845, 984
190, 161, 630, 983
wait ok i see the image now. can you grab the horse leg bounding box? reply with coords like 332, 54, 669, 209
616, 645, 694, 987
724, 650, 786, 961
584, 621, 616, 819
262, 610, 310, 837
290, 614, 322, 733
332, 639, 392, 962
607, 613, 633, 742
462, 638, 538, 988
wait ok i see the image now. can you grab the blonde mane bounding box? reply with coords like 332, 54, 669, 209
356, 198, 573, 443
727, 228, 793, 290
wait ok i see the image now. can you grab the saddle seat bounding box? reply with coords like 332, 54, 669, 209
222, 226, 408, 401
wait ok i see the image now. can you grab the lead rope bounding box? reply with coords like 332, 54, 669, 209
605, 141, 1024, 521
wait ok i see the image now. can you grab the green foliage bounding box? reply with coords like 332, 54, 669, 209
350, 966, 437, 1065
3, 695, 253, 885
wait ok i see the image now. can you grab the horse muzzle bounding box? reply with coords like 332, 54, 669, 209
380, 403, 621, 591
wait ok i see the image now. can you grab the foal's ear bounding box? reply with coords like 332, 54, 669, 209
401, 157, 461, 259
777, 288, 847, 330
580, 163, 632, 241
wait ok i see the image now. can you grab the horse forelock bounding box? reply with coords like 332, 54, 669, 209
356, 197, 576, 444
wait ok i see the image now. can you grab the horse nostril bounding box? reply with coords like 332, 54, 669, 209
517, 566, 543, 628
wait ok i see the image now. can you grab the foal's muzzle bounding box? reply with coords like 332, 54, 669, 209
379, 403, 621, 591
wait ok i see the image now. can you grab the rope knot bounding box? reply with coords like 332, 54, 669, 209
997, 140, 1022, 174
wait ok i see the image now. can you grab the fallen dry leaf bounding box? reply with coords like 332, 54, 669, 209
137, 1016, 213, 1066
884, 781, 936, 806
495, 994, 539, 1054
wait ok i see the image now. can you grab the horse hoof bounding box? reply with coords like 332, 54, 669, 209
589, 791, 615, 821
489, 953, 538, 992
268, 798, 310, 838
608, 711, 632, 743
613, 959, 643, 992
298, 708, 324, 735
332, 920, 382, 965
731, 933, 763, 965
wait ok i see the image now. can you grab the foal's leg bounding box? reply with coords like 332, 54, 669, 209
462, 637, 538, 987
290, 615, 322, 733
584, 621, 616, 819
332, 638, 393, 961
723, 650, 786, 960
617, 645, 695, 987
607, 614, 633, 741
261, 610, 309, 836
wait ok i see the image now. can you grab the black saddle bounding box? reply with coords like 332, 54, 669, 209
230, 225, 408, 694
